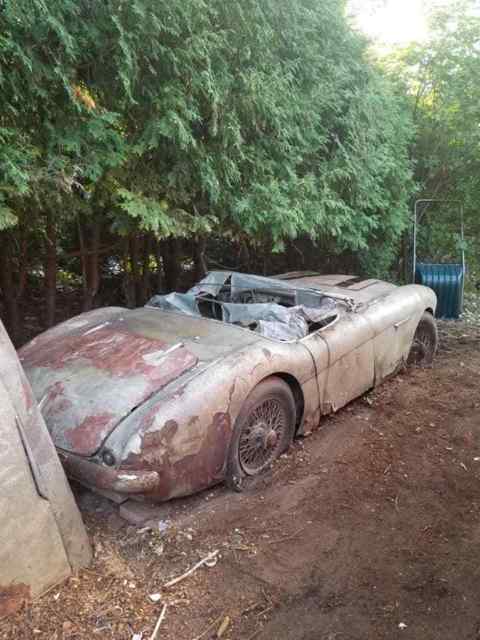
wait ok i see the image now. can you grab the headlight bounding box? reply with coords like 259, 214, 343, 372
102, 450, 116, 467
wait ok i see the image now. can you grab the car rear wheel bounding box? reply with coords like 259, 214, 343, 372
408, 312, 438, 366
226, 377, 296, 490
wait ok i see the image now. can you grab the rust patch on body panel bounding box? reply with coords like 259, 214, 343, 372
66, 413, 116, 453
59, 450, 159, 493
21, 325, 197, 383
166, 411, 231, 499
43, 381, 72, 416
121, 411, 232, 502
137, 420, 177, 461
210, 412, 231, 475
0, 583, 30, 618
43, 380, 65, 402
302, 407, 321, 434
22, 323, 198, 456
227, 381, 237, 414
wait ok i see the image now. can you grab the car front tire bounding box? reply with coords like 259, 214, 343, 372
226, 377, 296, 491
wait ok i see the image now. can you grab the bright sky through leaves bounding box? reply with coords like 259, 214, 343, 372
351, 0, 430, 45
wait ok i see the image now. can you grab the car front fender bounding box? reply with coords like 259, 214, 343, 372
98, 339, 318, 501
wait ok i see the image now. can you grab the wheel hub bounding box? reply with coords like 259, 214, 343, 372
265, 428, 278, 449
410, 331, 432, 364
250, 421, 278, 450
238, 398, 286, 475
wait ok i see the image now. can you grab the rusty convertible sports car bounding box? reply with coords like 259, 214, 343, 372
19, 271, 438, 502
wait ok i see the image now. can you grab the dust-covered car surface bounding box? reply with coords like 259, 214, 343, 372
19, 271, 438, 502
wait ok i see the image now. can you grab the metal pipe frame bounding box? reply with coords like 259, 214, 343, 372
413, 198, 465, 314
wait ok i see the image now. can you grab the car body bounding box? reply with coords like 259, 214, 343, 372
19, 271, 437, 502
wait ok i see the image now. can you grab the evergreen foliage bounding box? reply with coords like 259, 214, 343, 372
1, 0, 413, 249
387, 0, 480, 278
0, 0, 425, 340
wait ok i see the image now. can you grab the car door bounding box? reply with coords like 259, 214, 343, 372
302, 309, 376, 414
362, 288, 422, 384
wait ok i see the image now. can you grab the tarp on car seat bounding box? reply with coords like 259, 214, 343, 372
0, 320, 91, 618
148, 271, 337, 341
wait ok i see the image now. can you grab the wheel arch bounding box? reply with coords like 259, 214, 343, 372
258, 372, 305, 434
408, 309, 438, 366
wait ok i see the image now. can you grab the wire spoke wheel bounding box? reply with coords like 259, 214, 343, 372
227, 378, 296, 487
238, 397, 287, 475
408, 312, 438, 366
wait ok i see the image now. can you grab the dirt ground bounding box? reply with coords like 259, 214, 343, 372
2, 320, 480, 640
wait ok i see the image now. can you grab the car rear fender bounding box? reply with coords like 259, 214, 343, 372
362, 284, 437, 383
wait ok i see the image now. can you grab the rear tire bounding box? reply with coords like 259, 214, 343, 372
226, 377, 296, 491
408, 312, 438, 366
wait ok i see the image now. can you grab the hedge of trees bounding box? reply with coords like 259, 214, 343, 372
0, 0, 478, 343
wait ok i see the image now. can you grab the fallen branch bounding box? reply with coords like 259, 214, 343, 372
240, 601, 262, 616
217, 616, 230, 638
163, 550, 219, 589
191, 614, 224, 640
149, 604, 167, 640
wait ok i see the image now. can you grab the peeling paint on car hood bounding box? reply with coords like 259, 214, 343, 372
19, 307, 261, 457
19, 314, 199, 456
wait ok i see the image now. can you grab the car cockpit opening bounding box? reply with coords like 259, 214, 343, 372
147, 271, 339, 341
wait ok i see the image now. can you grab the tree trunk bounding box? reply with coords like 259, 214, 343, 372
238, 242, 250, 272
78, 219, 88, 305
154, 240, 165, 293
161, 238, 181, 291
285, 240, 305, 271
129, 233, 141, 306
192, 237, 207, 281
85, 219, 101, 311
0, 233, 21, 345
122, 238, 136, 308
79, 218, 101, 312
141, 234, 152, 304
44, 210, 57, 328
402, 230, 411, 284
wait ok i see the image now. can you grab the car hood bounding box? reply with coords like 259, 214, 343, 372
19, 307, 260, 456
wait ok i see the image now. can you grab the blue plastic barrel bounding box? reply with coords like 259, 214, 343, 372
415, 263, 464, 319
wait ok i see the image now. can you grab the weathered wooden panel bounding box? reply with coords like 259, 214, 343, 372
0, 321, 91, 618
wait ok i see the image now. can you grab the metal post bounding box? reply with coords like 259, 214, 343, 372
413, 198, 466, 315
413, 198, 464, 280
413, 198, 433, 283
413, 200, 419, 282
460, 204, 466, 314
